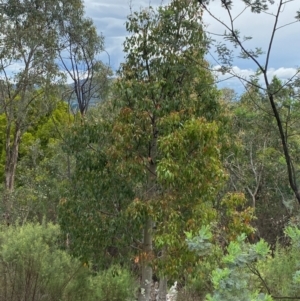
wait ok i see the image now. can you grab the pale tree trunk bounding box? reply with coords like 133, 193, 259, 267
5, 126, 21, 191
157, 247, 167, 301
3, 122, 21, 222
139, 217, 153, 301
158, 277, 167, 301
138, 108, 158, 301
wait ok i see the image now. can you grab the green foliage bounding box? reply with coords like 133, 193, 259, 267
58, 5, 257, 292
0, 222, 138, 301
186, 225, 213, 256
225, 81, 297, 245
220, 192, 255, 242
258, 226, 300, 298
204, 234, 271, 301
14, 140, 72, 222
0, 0, 100, 203
177, 260, 217, 301
0, 222, 91, 301
91, 265, 138, 301
59, 1, 227, 280
157, 118, 224, 188
0, 101, 72, 222
59, 108, 137, 266
186, 224, 300, 301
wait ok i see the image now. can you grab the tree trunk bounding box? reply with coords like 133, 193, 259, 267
267, 93, 300, 204
139, 218, 153, 301
3, 123, 21, 220
5, 125, 21, 191
139, 109, 157, 301
158, 277, 167, 301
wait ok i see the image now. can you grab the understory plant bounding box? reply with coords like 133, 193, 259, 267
0, 222, 138, 301
0, 222, 91, 301
187, 225, 300, 301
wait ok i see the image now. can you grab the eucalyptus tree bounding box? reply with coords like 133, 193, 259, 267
59, 1, 233, 300
0, 0, 91, 217
198, 0, 300, 204
58, 16, 112, 117
224, 79, 300, 246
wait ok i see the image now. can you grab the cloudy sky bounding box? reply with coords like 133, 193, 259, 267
83, 0, 300, 93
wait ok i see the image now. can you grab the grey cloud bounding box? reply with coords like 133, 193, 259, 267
215, 65, 299, 95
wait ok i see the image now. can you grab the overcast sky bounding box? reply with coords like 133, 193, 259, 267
83, 0, 300, 93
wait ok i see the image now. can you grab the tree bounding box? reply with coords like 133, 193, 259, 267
12, 101, 73, 223
58, 16, 112, 117
0, 0, 88, 216
59, 1, 241, 301
222, 78, 300, 246
198, 0, 300, 204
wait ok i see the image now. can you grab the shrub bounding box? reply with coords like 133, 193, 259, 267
0, 222, 91, 301
187, 225, 300, 301
91, 264, 137, 301
257, 227, 300, 299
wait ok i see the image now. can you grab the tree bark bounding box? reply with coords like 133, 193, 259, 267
5, 126, 21, 192
139, 217, 153, 301
267, 93, 300, 204
3, 122, 21, 220
158, 277, 167, 301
